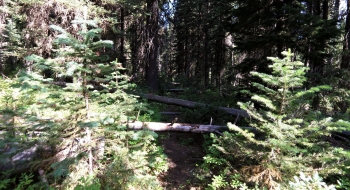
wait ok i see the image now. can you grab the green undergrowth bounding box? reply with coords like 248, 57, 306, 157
195, 50, 350, 189
0, 15, 168, 189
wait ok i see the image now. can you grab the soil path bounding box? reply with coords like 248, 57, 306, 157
157, 132, 206, 189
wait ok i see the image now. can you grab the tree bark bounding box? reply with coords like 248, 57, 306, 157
322, 0, 329, 20
333, 0, 340, 21
342, 0, 350, 70
120, 7, 126, 67
146, 0, 159, 91
204, 25, 209, 87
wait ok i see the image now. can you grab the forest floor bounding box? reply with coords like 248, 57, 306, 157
157, 131, 206, 189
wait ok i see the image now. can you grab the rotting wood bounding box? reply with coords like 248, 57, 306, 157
137, 93, 249, 117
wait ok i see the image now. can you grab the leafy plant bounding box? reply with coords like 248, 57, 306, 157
207, 174, 228, 190
0, 173, 36, 190
0, 17, 26, 76
337, 176, 350, 190
101, 130, 167, 189
14, 173, 34, 190
0, 172, 14, 190
74, 176, 101, 190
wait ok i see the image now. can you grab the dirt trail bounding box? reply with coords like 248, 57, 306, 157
157, 132, 206, 189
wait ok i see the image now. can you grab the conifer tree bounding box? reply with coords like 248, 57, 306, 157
203, 50, 349, 189
23, 8, 167, 189
0, 18, 25, 75
237, 49, 310, 139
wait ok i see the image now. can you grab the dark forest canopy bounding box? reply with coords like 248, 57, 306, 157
0, 0, 347, 114
1, 0, 349, 93
0, 0, 350, 189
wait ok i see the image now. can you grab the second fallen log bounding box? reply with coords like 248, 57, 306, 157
138, 93, 249, 117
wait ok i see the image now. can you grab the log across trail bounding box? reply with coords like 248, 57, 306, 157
127, 121, 229, 135
126, 121, 258, 135
138, 93, 249, 117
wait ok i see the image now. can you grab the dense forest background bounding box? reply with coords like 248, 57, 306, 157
1, 0, 348, 93
0, 0, 350, 189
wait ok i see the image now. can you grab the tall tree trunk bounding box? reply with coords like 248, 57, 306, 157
120, 7, 126, 67
309, 0, 326, 110
175, 0, 185, 76
204, 0, 210, 87
146, 0, 159, 91
333, 0, 340, 21
336, 0, 350, 113
204, 26, 209, 87
341, 0, 350, 70
322, 0, 329, 19
131, 19, 146, 80
275, 0, 285, 58
184, 37, 189, 78
311, 0, 321, 16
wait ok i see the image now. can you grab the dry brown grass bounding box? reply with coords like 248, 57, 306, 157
241, 164, 282, 189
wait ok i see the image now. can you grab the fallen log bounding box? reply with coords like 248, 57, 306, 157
0, 143, 52, 176
160, 112, 181, 115
138, 94, 249, 117
165, 89, 185, 92
127, 121, 228, 135
47, 83, 247, 117
127, 121, 258, 133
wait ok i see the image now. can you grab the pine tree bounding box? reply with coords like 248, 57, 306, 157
238, 49, 310, 138
0, 18, 25, 75
203, 49, 349, 189
22, 8, 167, 189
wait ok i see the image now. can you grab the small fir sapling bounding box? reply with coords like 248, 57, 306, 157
24, 14, 167, 188
205, 49, 345, 188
